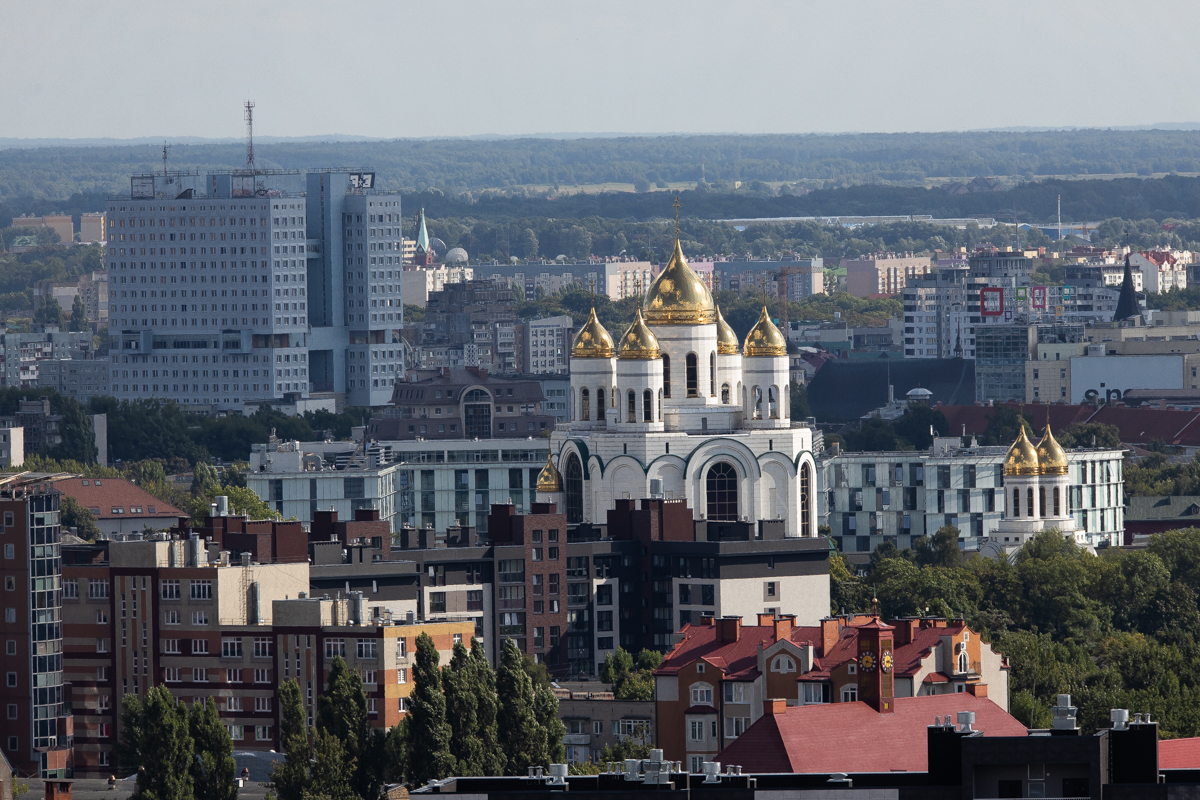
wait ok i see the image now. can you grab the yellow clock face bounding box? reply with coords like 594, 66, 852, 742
882, 652, 893, 673
860, 653, 875, 671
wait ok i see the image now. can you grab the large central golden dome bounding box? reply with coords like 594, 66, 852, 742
1036, 421, 1068, 475
571, 304, 615, 358
643, 237, 716, 325
715, 304, 739, 354
743, 305, 787, 357
1004, 424, 1040, 476
617, 306, 661, 359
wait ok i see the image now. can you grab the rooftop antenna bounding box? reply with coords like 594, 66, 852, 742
1057, 194, 1062, 244
244, 100, 256, 172
161, 142, 171, 177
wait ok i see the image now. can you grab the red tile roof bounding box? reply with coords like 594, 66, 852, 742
657, 624, 776, 681
933, 402, 1200, 448
1161, 737, 1200, 769
717, 695, 1027, 774
56, 478, 186, 521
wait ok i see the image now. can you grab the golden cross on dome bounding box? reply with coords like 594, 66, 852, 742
588, 277, 595, 299
673, 196, 681, 237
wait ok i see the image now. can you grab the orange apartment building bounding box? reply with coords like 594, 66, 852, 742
653, 612, 1009, 769
62, 532, 473, 776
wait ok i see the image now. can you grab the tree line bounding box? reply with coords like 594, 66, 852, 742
833, 526, 1200, 738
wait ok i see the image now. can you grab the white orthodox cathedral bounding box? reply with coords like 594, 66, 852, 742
536, 228, 818, 537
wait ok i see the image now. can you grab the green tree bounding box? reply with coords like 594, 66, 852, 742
133, 685, 194, 800
789, 381, 811, 420
271, 680, 311, 800
191, 462, 220, 496
444, 641, 483, 775
407, 632, 455, 785
115, 693, 145, 776
60, 494, 101, 539
914, 525, 963, 569
470, 637, 505, 775
49, 396, 96, 463
69, 294, 87, 332
188, 698, 237, 800
1056, 422, 1121, 449
534, 681, 565, 765
34, 296, 64, 327
305, 729, 358, 800
521, 228, 539, 260
316, 656, 370, 799
496, 638, 541, 774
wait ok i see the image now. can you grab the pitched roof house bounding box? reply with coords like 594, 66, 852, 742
653, 612, 1009, 768
56, 477, 187, 536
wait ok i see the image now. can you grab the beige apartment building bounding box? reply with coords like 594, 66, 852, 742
844, 253, 933, 297
11, 214, 74, 243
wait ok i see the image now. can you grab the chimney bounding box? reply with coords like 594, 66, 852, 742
757, 613, 775, 627
773, 614, 795, 643
764, 698, 787, 716
967, 683, 988, 698
821, 618, 841, 655
800, 642, 814, 673
45, 781, 71, 800
715, 616, 742, 644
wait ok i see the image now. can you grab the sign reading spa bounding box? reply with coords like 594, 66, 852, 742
1070, 354, 1182, 404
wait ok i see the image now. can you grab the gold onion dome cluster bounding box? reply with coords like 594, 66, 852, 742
617, 306, 661, 360
715, 305, 740, 354
743, 305, 788, 357
571, 305, 615, 358
1003, 425, 1040, 476
1036, 423, 1069, 475
643, 238, 716, 325
536, 453, 563, 492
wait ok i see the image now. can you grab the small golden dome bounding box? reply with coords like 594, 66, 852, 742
617, 306, 661, 360
1036, 421, 1068, 476
1004, 425, 1040, 476
715, 304, 739, 355
536, 453, 563, 492
743, 305, 787, 357
643, 236, 716, 325
571, 305, 615, 358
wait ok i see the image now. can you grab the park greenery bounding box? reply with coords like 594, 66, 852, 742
833, 526, 1200, 738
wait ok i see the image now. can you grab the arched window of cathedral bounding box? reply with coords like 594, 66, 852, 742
800, 462, 811, 534
657, 389, 663, 421
565, 453, 583, 524
1012, 488, 1019, 517
1053, 486, 1061, 517
706, 462, 739, 521
580, 388, 590, 422
710, 352, 716, 396
784, 384, 790, 419
643, 390, 653, 422
753, 386, 763, 419
627, 390, 636, 423
662, 354, 671, 397
768, 385, 779, 419
721, 383, 730, 404
1039, 487, 1046, 518
596, 388, 605, 421
686, 353, 698, 397
1027, 487, 1035, 518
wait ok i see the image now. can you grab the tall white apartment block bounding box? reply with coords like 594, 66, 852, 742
104, 169, 403, 411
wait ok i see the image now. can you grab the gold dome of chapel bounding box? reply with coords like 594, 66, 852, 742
715, 304, 740, 355
571, 304, 615, 358
617, 306, 662, 360
536, 453, 564, 492
1036, 421, 1069, 476
743, 305, 788, 357
1004, 424, 1040, 476
643, 203, 716, 325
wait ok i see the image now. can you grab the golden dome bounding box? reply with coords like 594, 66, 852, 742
571, 304, 615, 358
617, 306, 661, 360
536, 453, 563, 492
1036, 421, 1068, 476
1004, 425, 1040, 476
743, 305, 787, 357
643, 236, 716, 325
715, 304, 739, 355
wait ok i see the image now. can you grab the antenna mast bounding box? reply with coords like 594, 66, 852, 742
161, 142, 171, 177
1057, 194, 1062, 244
244, 100, 256, 171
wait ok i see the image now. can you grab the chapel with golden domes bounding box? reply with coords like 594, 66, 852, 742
539, 203, 819, 538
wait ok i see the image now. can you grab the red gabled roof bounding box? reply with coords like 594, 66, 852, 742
658, 623, 776, 681
1161, 737, 1200, 769
56, 478, 186, 521
718, 695, 1026, 774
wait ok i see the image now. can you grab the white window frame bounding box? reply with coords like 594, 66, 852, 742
690, 683, 713, 705
841, 685, 857, 703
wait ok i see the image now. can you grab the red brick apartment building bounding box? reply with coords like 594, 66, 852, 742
59, 512, 472, 777
653, 612, 1009, 768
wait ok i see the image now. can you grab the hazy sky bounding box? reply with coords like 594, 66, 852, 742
4, 0, 1200, 140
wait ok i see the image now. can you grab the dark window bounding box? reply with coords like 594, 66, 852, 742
706, 462, 739, 521
627, 390, 636, 423
643, 389, 653, 422
596, 387, 606, 419
565, 453, 583, 524
701, 585, 714, 605
679, 584, 691, 604
800, 463, 811, 533
597, 610, 613, 631
996, 781, 1022, 799
580, 387, 589, 421
596, 584, 612, 605
429, 592, 446, 613
662, 354, 670, 397
1061, 778, 1088, 797
686, 353, 698, 397
464, 389, 492, 438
